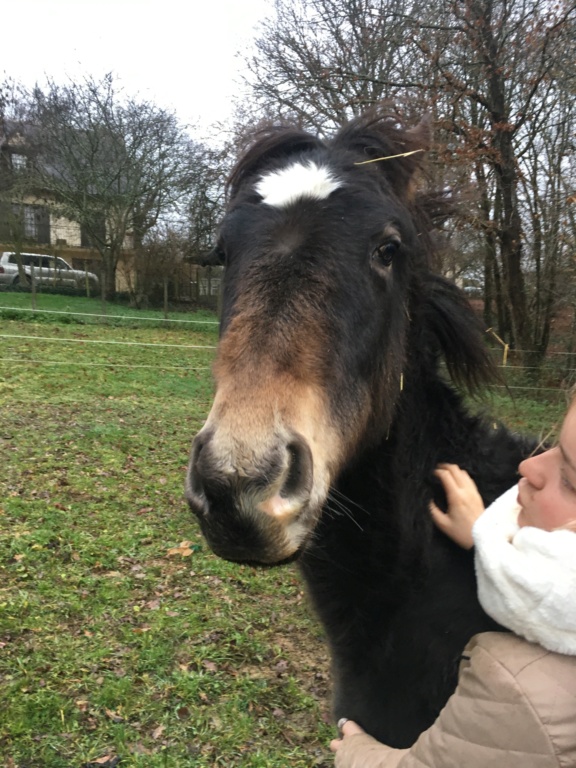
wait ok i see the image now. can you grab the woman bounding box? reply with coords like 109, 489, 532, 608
330, 399, 576, 767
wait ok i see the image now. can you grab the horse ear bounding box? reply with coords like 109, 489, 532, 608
407, 114, 432, 151
399, 115, 432, 201
333, 108, 432, 200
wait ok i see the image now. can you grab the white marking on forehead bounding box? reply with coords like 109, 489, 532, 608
255, 160, 341, 208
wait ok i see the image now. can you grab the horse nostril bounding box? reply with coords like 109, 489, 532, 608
281, 437, 313, 499
188, 430, 214, 498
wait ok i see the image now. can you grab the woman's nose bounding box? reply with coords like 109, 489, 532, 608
518, 449, 550, 490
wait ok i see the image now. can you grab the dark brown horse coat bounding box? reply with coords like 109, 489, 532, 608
186, 107, 535, 745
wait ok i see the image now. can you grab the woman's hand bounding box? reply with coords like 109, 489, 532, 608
330, 719, 366, 753
429, 463, 485, 549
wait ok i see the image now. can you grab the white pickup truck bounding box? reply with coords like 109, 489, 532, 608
0, 251, 99, 292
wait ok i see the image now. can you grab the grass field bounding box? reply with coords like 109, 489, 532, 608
0, 292, 567, 767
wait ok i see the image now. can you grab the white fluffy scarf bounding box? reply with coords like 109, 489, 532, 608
473, 485, 576, 655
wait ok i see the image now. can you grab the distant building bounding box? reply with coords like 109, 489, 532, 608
0, 119, 132, 290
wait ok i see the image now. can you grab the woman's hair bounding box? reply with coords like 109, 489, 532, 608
555, 393, 576, 533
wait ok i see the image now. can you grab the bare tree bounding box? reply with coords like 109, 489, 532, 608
243, 0, 576, 365
182, 142, 229, 261
20, 74, 191, 299
246, 0, 431, 132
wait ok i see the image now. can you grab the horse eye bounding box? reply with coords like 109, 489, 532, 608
371, 238, 401, 269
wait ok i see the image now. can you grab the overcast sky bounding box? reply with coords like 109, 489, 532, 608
2, 0, 271, 141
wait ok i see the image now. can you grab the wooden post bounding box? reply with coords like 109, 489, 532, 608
217, 269, 223, 319
101, 267, 106, 316
30, 266, 37, 310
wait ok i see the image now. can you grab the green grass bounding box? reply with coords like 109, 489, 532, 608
0, 292, 567, 767
1, 296, 331, 767
0, 289, 218, 329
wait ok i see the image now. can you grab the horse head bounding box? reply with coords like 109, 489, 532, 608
186, 107, 492, 564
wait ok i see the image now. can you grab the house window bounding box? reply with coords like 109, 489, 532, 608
11, 204, 51, 244
11, 153, 27, 171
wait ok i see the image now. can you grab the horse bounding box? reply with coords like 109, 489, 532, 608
185, 106, 535, 747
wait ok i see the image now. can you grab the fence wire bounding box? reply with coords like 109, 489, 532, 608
0, 306, 573, 399
0, 333, 217, 350
0, 305, 219, 325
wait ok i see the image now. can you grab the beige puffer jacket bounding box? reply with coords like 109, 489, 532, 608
334, 632, 576, 768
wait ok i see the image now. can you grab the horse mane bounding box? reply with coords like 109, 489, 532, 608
331, 107, 496, 394
414, 272, 498, 394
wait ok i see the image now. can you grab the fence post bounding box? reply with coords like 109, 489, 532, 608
217, 271, 223, 319
30, 266, 37, 310
101, 267, 106, 317
163, 277, 169, 319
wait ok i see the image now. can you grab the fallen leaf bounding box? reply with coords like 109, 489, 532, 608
151, 724, 165, 739
105, 708, 124, 723
85, 755, 120, 767
167, 541, 193, 557
274, 659, 289, 675
130, 742, 152, 755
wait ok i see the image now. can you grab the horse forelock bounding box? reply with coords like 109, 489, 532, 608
226, 107, 433, 209
226, 126, 326, 202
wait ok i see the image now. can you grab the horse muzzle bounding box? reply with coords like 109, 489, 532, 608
186, 427, 318, 564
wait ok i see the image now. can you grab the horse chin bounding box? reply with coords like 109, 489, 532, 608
215, 549, 304, 569
199, 527, 306, 567
187, 490, 319, 566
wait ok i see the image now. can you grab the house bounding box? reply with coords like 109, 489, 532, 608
0, 119, 133, 291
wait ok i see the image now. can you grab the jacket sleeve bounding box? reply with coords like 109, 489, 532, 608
334, 636, 559, 768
